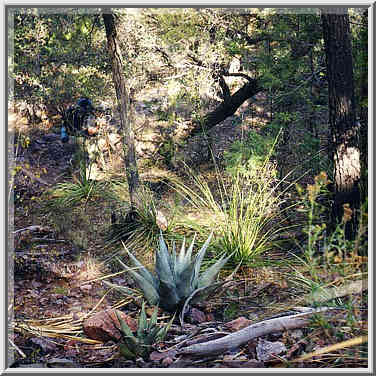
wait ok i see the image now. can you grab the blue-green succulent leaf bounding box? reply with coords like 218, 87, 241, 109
107, 264, 160, 306
118, 248, 157, 288
175, 261, 195, 300
184, 233, 197, 264
158, 279, 180, 312
115, 310, 136, 340
156, 235, 175, 286
192, 232, 213, 289
119, 343, 137, 360
137, 302, 148, 338
189, 280, 229, 305
102, 281, 138, 297
197, 252, 232, 288
150, 306, 159, 327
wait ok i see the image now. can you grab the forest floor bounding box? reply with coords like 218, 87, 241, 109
8, 100, 368, 370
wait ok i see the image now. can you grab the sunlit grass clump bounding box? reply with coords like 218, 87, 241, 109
169, 132, 297, 266
47, 159, 108, 208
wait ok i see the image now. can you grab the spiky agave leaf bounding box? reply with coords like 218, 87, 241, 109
175, 237, 187, 275
175, 259, 196, 300
143, 326, 161, 346
197, 252, 233, 288
112, 259, 160, 306
149, 305, 159, 328
120, 244, 158, 288
171, 240, 177, 273
102, 281, 139, 298
137, 302, 148, 339
115, 310, 138, 352
158, 279, 180, 312
158, 312, 175, 341
189, 280, 230, 305
156, 234, 175, 287
119, 343, 137, 360
184, 233, 197, 265
191, 232, 213, 289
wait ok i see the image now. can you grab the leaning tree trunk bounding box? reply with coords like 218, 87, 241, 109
191, 78, 260, 135
102, 9, 140, 208
321, 8, 361, 239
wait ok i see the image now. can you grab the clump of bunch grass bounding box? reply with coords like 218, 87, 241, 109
104, 232, 231, 313
108, 183, 174, 256
169, 132, 297, 266
47, 156, 109, 209
115, 302, 174, 360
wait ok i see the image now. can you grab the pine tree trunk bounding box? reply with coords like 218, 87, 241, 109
321, 8, 361, 239
102, 9, 140, 208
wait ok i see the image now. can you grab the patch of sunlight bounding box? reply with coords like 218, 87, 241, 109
75, 254, 104, 282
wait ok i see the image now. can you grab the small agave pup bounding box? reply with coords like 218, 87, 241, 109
115, 302, 174, 360
105, 232, 232, 313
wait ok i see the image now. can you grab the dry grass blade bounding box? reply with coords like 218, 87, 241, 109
291, 335, 368, 362
12, 291, 139, 345
9, 337, 27, 359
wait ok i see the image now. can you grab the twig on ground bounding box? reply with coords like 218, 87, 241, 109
13, 226, 51, 234
9, 337, 27, 359
31, 238, 68, 243
303, 279, 367, 304
20, 166, 49, 186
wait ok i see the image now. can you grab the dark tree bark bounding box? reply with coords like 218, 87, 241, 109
102, 9, 140, 208
321, 8, 361, 239
358, 10, 368, 204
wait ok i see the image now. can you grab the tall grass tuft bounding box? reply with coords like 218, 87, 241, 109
169, 132, 299, 266
47, 157, 108, 209
107, 183, 176, 261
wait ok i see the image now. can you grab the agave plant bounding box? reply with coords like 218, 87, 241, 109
115, 302, 174, 360
105, 232, 231, 313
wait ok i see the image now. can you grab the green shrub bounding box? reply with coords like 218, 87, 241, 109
48, 158, 107, 208
223, 129, 275, 176
107, 184, 175, 257
291, 172, 368, 305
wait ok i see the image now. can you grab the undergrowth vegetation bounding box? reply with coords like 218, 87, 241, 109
290, 172, 368, 306
11, 7, 368, 368
169, 131, 300, 266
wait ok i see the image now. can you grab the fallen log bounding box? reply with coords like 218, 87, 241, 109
179, 307, 331, 357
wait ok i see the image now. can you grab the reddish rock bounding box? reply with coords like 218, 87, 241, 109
205, 313, 215, 321
225, 317, 252, 331
222, 359, 264, 368
161, 357, 174, 366
150, 350, 177, 362
83, 309, 137, 342
187, 307, 206, 324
